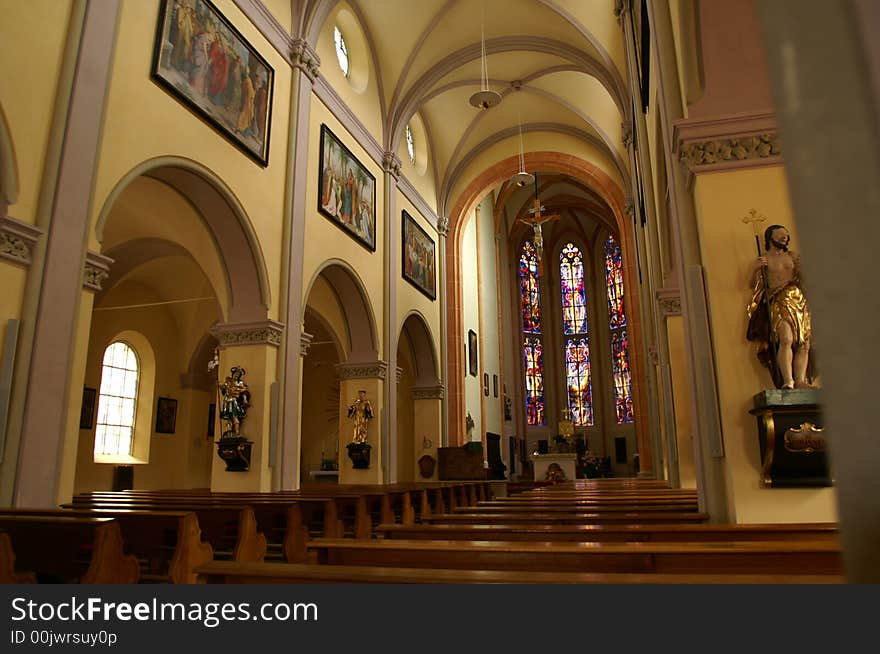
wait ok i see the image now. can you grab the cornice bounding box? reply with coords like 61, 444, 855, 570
0, 215, 43, 267
232, 0, 293, 65
211, 319, 285, 347
313, 75, 385, 167
83, 250, 114, 291
673, 111, 782, 175
335, 360, 389, 380
398, 175, 439, 231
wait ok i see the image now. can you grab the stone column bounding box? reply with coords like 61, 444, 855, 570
277, 39, 319, 490
382, 151, 401, 482
13, 0, 121, 507
336, 361, 387, 484
210, 321, 283, 491
437, 215, 450, 447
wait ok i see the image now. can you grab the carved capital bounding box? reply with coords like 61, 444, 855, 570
679, 134, 781, 172
336, 360, 388, 380
624, 201, 635, 219
0, 216, 43, 267
83, 250, 114, 291
382, 150, 402, 179
656, 288, 682, 316
300, 331, 314, 357
413, 383, 445, 400
614, 0, 628, 21
290, 38, 320, 81
622, 121, 633, 149
212, 320, 285, 347
436, 215, 449, 237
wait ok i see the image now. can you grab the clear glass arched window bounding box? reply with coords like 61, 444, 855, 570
559, 243, 593, 425
405, 125, 415, 164
520, 241, 545, 425
94, 342, 139, 456
333, 26, 350, 77
604, 236, 633, 423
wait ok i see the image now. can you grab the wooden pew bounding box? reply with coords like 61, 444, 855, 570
376, 522, 841, 544
63, 500, 266, 563
0, 509, 212, 584
0, 515, 139, 583
308, 537, 844, 575
0, 532, 36, 583
423, 511, 710, 525
195, 560, 845, 584
459, 503, 700, 514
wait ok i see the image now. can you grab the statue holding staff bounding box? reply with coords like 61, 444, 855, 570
745, 213, 815, 389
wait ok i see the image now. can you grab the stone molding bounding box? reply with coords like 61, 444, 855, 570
413, 383, 445, 400
291, 38, 320, 81
656, 287, 682, 316
300, 331, 314, 357
212, 319, 285, 347
673, 111, 782, 175
383, 150, 402, 179
0, 215, 43, 267
336, 360, 388, 380
83, 250, 114, 291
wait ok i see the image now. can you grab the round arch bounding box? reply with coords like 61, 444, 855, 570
0, 102, 19, 206
445, 151, 648, 449
399, 310, 440, 386
303, 259, 379, 362
94, 157, 270, 324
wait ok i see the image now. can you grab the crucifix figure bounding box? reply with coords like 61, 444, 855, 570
515, 175, 560, 275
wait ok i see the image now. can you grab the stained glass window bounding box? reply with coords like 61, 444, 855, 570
565, 338, 593, 426
519, 242, 542, 334
94, 342, 139, 456
333, 26, 350, 78
605, 236, 633, 424
405, 124, 415, 164
559, 243, 593, 426
560, 243, 587, 335
523, 337, 545, 426
611, 330, 634, 423
520, 241, 545, 425
605, 236, 626, 329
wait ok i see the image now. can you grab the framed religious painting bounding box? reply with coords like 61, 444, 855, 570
80, 387, 97, 430
155, 397, 178, 434
318, 124, 377, 251
151, 0, 274, 166
468, 329, 478, 377
401, 210, 436, 300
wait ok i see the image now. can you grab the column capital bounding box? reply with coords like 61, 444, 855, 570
211, 319, 285, 347
656, 287, 682, 316
290, 38, 320, 82
300, 330, 314, 357
382, 151, 402, 179
336, 360, 389, 380
0, 215, 43, 267
83, 250, 114, 292
413, 383, 445, 400
436, 214, 449, 237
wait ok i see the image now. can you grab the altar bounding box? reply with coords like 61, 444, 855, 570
530, 453, 578, 482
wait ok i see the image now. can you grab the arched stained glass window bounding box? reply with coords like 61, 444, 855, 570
520, 241, 545, 425
523, 337, 545, 426
605, 236, 633, 424
94, 341, 139, 456
333, 26, 350, 77
405, 124, 415, 164
519, 242, 542, 334
559, 243, 593, 426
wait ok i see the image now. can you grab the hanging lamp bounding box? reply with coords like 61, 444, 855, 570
468, 17, 502, 109
511, 117, 534, 187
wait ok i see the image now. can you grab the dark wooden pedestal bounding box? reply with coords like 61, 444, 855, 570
750, 389, 831, 488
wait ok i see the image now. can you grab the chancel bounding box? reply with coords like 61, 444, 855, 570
0, 0, 877, 584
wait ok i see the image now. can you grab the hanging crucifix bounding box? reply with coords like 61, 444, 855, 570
515, 173, 560, 275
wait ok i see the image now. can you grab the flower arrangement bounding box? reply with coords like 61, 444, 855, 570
581, 451, 601, 478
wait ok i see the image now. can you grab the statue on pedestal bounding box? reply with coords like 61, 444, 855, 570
346, 390, 373, 469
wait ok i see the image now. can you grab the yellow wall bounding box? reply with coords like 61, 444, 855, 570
396, 336, 415, 481
693, 166, 837, 522
0, 266, 28, 342
304, 98, 384, 349
259, 0, 292, 33
90, 0, 291, 322
0, 0, 74, 224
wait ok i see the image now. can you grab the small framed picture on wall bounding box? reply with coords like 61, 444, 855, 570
468, 330, 478, 377
483, 373, 489, 396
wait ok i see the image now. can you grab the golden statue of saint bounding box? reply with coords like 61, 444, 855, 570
347, 390, 373, 444
747, 224, 814, 389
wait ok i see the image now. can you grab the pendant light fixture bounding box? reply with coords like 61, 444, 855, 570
511, 116, 534, 187
468, 13, 502, 110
